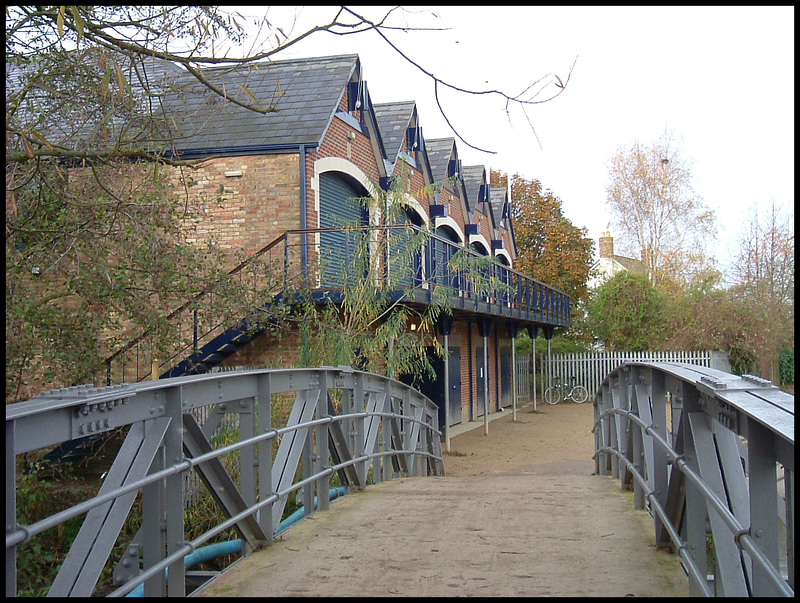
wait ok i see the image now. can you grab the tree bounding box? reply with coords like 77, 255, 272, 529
6, 6, 573, 164
294, 169, 450, 382
727, 200, 794, 381
587, 271, 667, 351
6, 6, 573, 402
605, 129, 717, 288
492, 170, 594, 341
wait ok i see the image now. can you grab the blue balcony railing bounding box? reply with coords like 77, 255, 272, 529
282, 225, 571, 326
105, 225, 570, 383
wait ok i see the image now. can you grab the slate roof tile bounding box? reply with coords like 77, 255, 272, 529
161, 54, 360, 153
462, 165, 485, 213
425, 138, 456, 182
373, 101, 416, 161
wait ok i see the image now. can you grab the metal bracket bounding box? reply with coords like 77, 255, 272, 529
66, 386, 136, 439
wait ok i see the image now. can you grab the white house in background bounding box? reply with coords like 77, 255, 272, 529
587, 232, 648, 289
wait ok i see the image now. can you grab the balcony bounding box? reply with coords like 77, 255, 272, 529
106, 225, 570, 382
280, 225, 570, 327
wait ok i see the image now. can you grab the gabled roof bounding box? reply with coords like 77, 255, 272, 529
162, 54, 362, 154
490, 187, 518, 257
612, 255, 648, 274
425, 138, 456, 183
485, 187, 509, 241
489, 187, 506, 232
461, 165, 485, 217
373, 101, 416, 162
7, 51, 183, 156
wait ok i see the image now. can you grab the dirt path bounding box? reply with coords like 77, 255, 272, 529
444, 400, 597, 477
200, 400, 689, 597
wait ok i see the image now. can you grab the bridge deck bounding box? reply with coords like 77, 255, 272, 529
199, 401, 689, 597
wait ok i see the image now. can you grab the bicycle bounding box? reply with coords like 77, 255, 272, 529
544, 376, 589, 405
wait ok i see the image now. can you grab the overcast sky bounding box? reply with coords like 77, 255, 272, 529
229, 5, 794, 277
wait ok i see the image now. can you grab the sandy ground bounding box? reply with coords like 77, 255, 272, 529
443, 399, 598, 477
199, 400, 690, 597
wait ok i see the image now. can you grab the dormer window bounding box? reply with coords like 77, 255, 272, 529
447, 158, 462, 180
478, 184, 490, 204
406, 126, 421, 153
347, 80, 367, 120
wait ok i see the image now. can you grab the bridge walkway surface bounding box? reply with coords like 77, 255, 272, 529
199, 400, 689, 597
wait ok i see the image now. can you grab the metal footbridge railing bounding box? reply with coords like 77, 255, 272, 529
593, 361, 794, 597
5, 367, 444, 597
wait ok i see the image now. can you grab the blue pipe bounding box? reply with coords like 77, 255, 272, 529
126, 487, 346, 596
275, 486, 346, 536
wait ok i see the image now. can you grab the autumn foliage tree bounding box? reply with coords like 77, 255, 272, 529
605, 129, 717, 287
727, 201, 794, 381
491, 170, 593, 312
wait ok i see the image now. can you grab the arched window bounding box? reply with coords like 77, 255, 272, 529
432, 224, 461, 290
392, 206, 426, 288
469, 240, 491, 302
495, 253, 513, 306
319, 172, 369, 289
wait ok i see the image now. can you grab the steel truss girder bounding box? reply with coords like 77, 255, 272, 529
49, 418, 170, 597
593, 361, 794, 597
182, 413, 269, 546
6, 367, 443, 597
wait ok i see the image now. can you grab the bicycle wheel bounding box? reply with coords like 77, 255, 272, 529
571, 385, 589, 404
544, 386, 561, 405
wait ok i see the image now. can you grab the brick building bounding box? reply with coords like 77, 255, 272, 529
107, 54, 571, 429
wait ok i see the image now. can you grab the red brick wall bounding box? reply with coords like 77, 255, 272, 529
452, 320, 473, 421
498, 224, 515, 261
476, 207, 493, 242
172, 154, 302, 265
440, 189, 464, 229
220, 328, 303, 370
443, 319, 505, 420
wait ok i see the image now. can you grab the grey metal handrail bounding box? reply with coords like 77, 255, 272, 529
6, 367, 444, 597
593, 361, 794, 597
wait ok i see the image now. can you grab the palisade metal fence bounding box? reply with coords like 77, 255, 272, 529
540, 350, 731, 397
516, 355, 530, 403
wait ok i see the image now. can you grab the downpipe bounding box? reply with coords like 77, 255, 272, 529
125, 487, 347, 596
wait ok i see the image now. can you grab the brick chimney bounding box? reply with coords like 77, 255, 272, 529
599, 232, 614, 259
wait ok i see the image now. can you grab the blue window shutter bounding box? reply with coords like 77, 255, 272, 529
319, 173, 367, 288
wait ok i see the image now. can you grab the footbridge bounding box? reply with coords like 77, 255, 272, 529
5, 364, 794, 597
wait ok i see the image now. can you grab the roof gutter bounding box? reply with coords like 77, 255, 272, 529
165, 142, 319, 160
